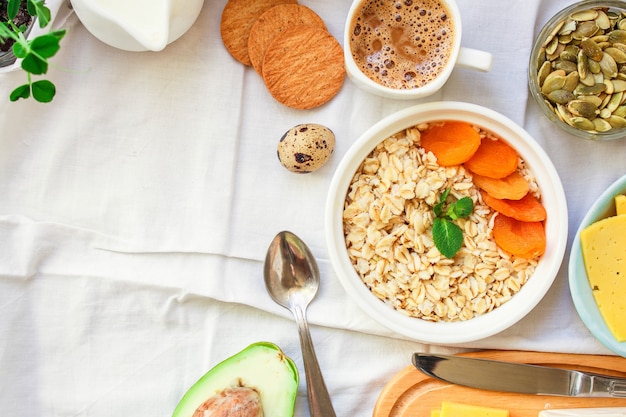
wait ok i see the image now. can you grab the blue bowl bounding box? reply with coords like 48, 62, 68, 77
569, 174, 626, 357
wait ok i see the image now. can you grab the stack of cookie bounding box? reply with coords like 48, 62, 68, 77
220, 0, 345, 110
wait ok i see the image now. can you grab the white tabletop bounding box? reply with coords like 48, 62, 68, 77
1, 0, 625, 416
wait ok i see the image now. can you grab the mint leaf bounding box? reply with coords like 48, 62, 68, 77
431, 189, 474, 258
433, 188, 450, 217
432, 218, 463, 259
447, 196, 474, 220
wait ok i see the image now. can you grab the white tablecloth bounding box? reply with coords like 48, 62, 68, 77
1, 0, 625, 416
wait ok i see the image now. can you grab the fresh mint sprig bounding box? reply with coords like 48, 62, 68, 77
432, 188, 474, 258
0, 0, 66, 102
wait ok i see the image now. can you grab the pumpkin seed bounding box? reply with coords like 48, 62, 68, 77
577, 49, 589, 78
563, 71, 580, 91
573, 21, 599, 39
555, 103, 574, 124
605, 46, 626, 63
613, 79, 626, 92
558, 19, 577, 36
561, 45, 580, 62
588, 58, 602, 74
541, 70, 566, 94
609, 29, 626, 43
571, 116, 596, 130
553, 59, 577, 73
613, 104, 626, 117
544, 20, 565, 47
548, 89, 575, 104
613, 42, 626, 53
579, 94, 603, 107
599, 107, 613, 118
571, 9, 598, 21
579, 71, 596, 86
575, 82, 606, 95
600, 52, 618, 77
592, 117, 613, 132
607, 114, 626, 127
607, 91, 624, 111
537, 60, 552, 86
546, 36, 560, 56
567, 99, 598, 118
581, 38, 604, 61
596, 10, 612, 30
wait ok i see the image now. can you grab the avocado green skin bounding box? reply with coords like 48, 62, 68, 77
172, 341, 299, 417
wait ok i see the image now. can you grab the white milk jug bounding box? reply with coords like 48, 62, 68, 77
70, 0, 204, 51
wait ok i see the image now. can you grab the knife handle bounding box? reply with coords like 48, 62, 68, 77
588, 374, 626, 397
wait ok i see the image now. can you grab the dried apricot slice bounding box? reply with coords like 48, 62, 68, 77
482, 191, 547, 222
471, 171, 530, 200
419, 121, 481, 167
464, 138, 519, 179
493, 214, 546, 258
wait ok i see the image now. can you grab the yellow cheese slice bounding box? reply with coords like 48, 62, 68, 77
431, 410, 441, 417
580, 214, 626, 342
616, 195, 626, 216
439, 401, 509, 417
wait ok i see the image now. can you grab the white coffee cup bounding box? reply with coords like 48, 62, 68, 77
344, 0, 493, 100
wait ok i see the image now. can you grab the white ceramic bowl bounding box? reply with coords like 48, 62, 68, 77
569, 174, 626, 357
325, 101, 568, 344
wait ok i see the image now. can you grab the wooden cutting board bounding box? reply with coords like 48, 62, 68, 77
374, 350, 626, 417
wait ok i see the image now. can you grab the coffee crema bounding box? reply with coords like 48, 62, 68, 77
349, 0, 455, 90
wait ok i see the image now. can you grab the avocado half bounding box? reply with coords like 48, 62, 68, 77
172, 342, 299, 417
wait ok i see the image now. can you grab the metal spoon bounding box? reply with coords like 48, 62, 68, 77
263, 231, 337, 417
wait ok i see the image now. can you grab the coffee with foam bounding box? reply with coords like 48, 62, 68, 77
348, 0, 455, 90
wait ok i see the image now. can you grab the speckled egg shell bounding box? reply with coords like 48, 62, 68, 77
277, 124, 335, 173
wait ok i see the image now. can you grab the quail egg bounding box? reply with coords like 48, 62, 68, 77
277, 124, 335, 173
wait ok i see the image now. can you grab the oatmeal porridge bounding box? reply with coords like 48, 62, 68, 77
342, 122, 542, 322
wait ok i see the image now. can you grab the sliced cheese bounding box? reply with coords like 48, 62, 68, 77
431, 410, 441, 417
538, 407, 626, 416
580, 214, 626, 342
439, 401, 509, 417
616, 194, 626, 216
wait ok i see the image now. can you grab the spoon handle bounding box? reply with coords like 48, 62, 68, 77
292, 305, 337, 417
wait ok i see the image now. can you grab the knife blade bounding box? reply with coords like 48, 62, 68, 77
412, 353, 626, 397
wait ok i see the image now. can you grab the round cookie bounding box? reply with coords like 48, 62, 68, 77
248, 4, 326, 74
262, 26, 345, 109
220, 0, 297, 66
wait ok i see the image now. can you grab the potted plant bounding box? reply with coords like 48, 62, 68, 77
0, 0, 65, 102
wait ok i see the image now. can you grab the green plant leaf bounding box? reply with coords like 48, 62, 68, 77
10, 84, 31, 101
31, 79, 55, 102
12, 40, 28, 58
447, 196, 474, 220
49, 29, 67, 41
27, 0, 51, 28
30, 33, 62, 58
433, 188, 451, 217
21, 52, 47, 74
432, 217, 463, 259
0, 22, 17, 41
7, 0, 21, 21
